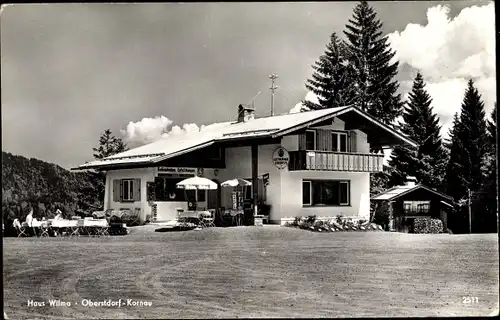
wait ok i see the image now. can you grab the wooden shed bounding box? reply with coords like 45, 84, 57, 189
371, 177, 454, 233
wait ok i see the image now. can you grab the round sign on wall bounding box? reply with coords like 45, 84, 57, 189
272, 147, 290, 170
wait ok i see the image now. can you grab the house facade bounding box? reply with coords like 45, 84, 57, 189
74, 105, 417, 224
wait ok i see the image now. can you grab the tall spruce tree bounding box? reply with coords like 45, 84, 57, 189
303, 32, 356, 110
388, 73, 447, 189
343, 1, 403, 124
444, 80, 489, 202
473, 103, 498, 232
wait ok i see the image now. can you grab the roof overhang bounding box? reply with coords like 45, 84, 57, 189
71, 141, 215, 171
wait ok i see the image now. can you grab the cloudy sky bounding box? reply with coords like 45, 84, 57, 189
1, 1, 495, 169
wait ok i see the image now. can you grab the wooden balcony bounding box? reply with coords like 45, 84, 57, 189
288, 150, 384, 172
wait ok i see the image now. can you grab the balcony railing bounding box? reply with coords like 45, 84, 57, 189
288, 150, 384, 172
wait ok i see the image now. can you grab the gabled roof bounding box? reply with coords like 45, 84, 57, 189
371, 184, 454, 202
73, 106, 417, 170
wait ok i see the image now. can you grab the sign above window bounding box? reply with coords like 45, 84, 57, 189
272, 147, 290, 170
158, 167, 197, 174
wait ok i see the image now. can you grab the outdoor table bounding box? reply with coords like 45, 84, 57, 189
51, 219, 78, 236
178, 211, 210, 228
83, 219, 109, 236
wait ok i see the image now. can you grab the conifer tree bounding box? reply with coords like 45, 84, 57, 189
343, 1, 403, 124
303, 32, 356, 110
444, 80, 489, 201
388, 73, 447, 189
93, 129, 129, 160
473, 103, 498, 232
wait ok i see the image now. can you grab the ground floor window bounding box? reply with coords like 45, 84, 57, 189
302, 180, 350, 206
154, 176, 205, 202
122, 179, 134, 201
113, 178, 141, 203
403, 201, 430, 214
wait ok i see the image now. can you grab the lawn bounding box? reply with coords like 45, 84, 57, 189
3, 226, 499, 319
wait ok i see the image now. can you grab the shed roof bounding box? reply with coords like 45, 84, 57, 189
371, 184, 454, 202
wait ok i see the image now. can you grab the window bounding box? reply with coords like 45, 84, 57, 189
332, 132, 348, 152
122, 179, 134, 201
302, 180, 350, 206
403, 201, 430, 214
302, 181, 312, 205
305, 130, 316, 150
154, 176, 206, 202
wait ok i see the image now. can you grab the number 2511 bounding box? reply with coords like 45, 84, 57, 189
462, 296, 479, 304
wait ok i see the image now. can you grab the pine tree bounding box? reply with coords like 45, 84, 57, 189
303, 32, 356, 110
92, 129, 129, 160
343, 1, 403, 124
445, 80, 489, 201
388, 73, 447, 189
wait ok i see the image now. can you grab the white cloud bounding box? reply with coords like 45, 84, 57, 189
387, 2, 495, 139
120, 116, 231, 147
121, 116, 205, 147
289, 91, 318, 113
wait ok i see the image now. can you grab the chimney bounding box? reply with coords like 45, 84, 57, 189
237, 104, 255, 123
405, 176, 417, 187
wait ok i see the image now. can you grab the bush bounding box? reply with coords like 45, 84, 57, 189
413, 217, 443, 234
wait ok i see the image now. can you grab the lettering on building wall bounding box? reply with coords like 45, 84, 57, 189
158, 167, 197, 174
272, 147, 290, 170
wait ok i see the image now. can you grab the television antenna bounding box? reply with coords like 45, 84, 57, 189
246, 91, 261, 109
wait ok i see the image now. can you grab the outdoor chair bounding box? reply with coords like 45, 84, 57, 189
198, 213, 208, 228
203, 210, 216, 228
129, 208, 141, 226
13, 219, 27, 237
70, 219, 84, 237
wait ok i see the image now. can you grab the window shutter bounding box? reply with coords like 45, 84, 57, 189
350, 130, 357, 153
133, 178, 141, 201
298, 133, 306, 150
113, 180, 120, 202
316, 130, 326, 151
120, 180, 123, 202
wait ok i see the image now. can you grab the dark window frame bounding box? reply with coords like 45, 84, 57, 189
331, 131, 348, 152
302, 179, 351, 207
121, 179, 134, 202
305, 129, 317, 151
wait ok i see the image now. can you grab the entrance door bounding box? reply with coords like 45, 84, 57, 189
207, 179, 221, 209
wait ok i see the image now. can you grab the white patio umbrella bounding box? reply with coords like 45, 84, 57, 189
176, 176, 218, 203
220, 178, 252, 187
176, 176, 218, 190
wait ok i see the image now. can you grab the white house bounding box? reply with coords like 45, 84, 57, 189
73, 105, 417, 224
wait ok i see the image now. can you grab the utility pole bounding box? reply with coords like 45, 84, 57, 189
269, 73, 278, 116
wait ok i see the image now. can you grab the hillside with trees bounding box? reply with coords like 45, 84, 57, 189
2, 129, 128, 223
2, 151, 101, 221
